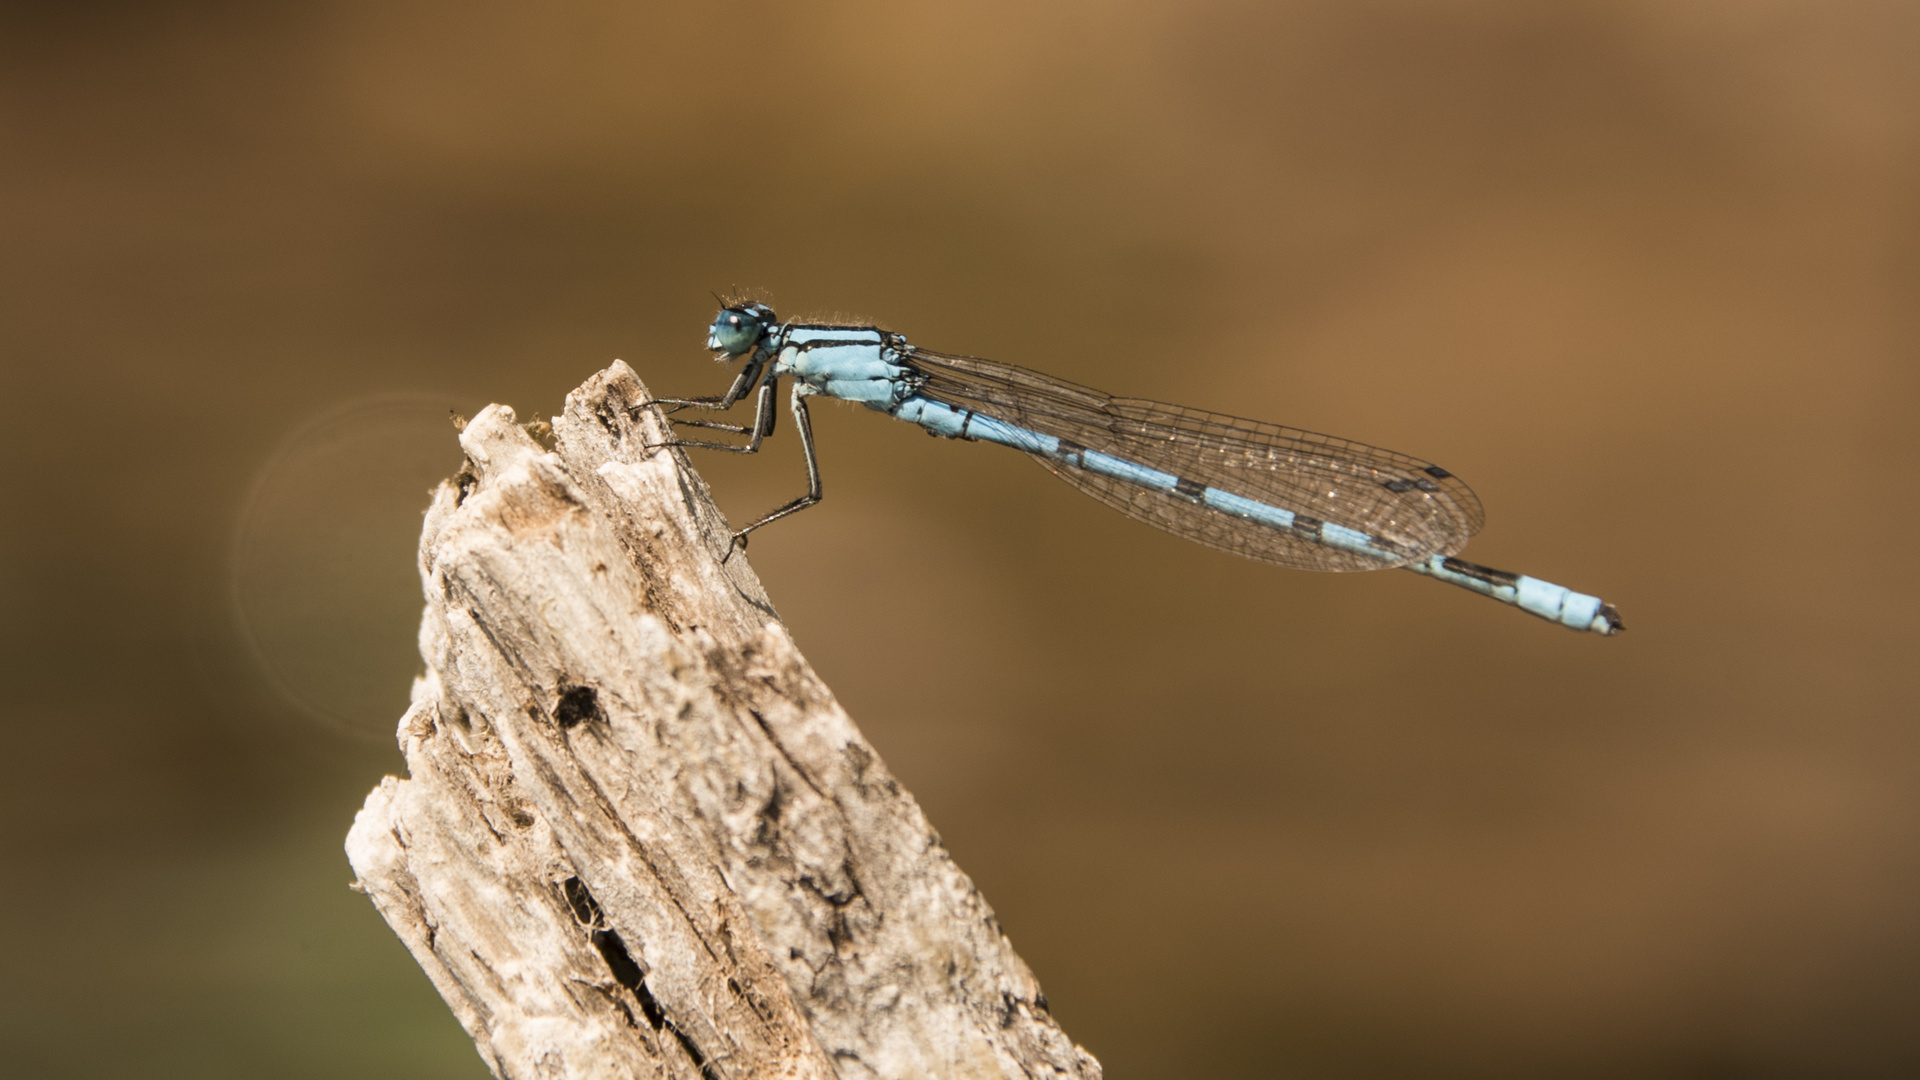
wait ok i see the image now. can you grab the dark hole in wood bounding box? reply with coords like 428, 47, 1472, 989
562, 875, 602, 926
591, 928, 647, 998
555, 685, 605, 729
560, 876, 719, 1077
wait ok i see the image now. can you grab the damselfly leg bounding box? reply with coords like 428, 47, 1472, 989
723, 383, 823, 550
642, 368, 826, 555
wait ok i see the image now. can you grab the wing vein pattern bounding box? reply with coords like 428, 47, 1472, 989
905, 348, 1486, 572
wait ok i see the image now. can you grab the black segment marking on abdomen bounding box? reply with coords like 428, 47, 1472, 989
1441, 557, 1518, 587
1293, 515, 1324, 539
1174, 476, 1207, 500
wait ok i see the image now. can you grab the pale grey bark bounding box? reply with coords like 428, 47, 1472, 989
346, 362, 1102, 1080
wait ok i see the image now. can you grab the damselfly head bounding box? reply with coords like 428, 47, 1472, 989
707, 302, 777, 358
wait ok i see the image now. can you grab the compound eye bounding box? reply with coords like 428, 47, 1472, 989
707, 307, 768, 355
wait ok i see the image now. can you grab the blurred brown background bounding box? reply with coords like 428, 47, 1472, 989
4, 1, 1917, 1076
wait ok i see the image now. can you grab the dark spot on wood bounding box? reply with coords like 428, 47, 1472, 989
592, 928, 648, 998
454, 463, 479, 506
563, 874, 716, 1071
845, 742, 873, 784
563, 876, 652, 998
631, 974, 669, 1030
562, 875, 603, 926
826, 910, 853, 951
555, 685, 605, 729
754, 775, 787, 848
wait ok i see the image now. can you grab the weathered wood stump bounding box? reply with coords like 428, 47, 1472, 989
345, 362, 1101, 1080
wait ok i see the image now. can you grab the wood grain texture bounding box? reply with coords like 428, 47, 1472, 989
346, 362, 1102, 1080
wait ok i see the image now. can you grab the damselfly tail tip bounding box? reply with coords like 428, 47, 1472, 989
1592, 603, 1625, 635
